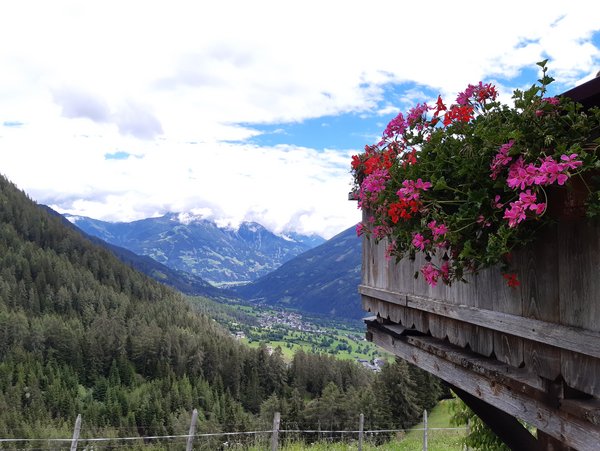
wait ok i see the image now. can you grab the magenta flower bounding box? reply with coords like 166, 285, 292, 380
492, 195, 504, 209
421, 263, 440, 287
397, 179, 433, 200
361, 168, 389, 193
381, 112, 407, 141
542, 96, 559, 106
407, 103, 430, 126
427, 220, 448, 239
440, 262, 450, 280
412, 233, 430, 251
560, 154, 583, 170
490, 140, 514, 179
503, 201, 527, 228
356, 222, 365, 236
507, 157, 538, 190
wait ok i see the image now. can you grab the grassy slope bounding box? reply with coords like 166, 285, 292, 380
244, 400, 465, 450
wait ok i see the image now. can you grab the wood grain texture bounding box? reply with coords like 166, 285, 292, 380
520, 225, 562, 381
360, 285, 600, 359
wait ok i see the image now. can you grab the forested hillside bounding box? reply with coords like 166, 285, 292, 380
0, 173, 442, 443
236, 226, 362, 318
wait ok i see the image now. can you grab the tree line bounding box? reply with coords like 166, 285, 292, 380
0, 173, 443, 442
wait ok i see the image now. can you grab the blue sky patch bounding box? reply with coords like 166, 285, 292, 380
3, 121, 24, 127
245, 113, 384, 151
104, 151, 132, 160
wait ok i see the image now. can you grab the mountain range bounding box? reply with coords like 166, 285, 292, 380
66, 212, 325, 286
234, 225, 363, 318
62, 212, 364, 319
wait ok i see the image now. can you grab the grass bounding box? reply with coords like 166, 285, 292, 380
240, 400, 466, 450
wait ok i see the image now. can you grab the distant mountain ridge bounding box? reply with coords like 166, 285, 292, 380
234, 225, 363, 319
42, 206, 231, 299
65, 212, 325, 285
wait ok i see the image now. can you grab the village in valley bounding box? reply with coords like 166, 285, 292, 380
230, 306, 388, 371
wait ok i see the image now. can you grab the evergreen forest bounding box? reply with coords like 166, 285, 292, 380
0, 173, 443, 443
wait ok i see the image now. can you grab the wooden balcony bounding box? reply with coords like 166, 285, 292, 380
360, 219, 600, 449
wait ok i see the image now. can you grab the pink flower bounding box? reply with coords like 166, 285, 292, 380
421, 263, 440, 287
415, 179, 433, 190
412, 233, 430, 251
373, 225, 389, 239
542, 96, 559, 106
361, 168, 389, 193
356, 223, 365, 236
397, 179, 433, 201
407, 103, 430, 126
490, 140, 514, 180
492, 195, 504, 209
477, 215, 491, 227
427, 220, 448, 240
507, 158, 539, 190
440, 262, 450, 280
503, 201, 527, 228
503, 190, 546, 227
560, 154, 583, 170
385, 240, 397, 261
381, 112, 407, 141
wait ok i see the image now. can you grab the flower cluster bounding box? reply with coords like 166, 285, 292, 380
351, 61, 600, 287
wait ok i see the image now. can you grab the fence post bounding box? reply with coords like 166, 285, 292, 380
423, 409, 428, 451
358, 413, 364, 451
186, 408, 198, 451
465, 418, 470, 451
271, 411, 281, 451
70, 414, 81, 451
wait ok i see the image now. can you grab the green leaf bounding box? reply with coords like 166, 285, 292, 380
433, 177, 448, 191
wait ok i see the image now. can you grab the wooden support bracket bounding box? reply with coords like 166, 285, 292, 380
365, 319, 600, 450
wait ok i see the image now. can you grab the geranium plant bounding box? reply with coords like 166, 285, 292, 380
352, 61, 600, 287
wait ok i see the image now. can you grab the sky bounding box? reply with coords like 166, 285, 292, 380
1, 1, 599, 239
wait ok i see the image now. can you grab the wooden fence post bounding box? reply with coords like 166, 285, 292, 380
70, 414, 81, 451
358, 413, 364, 451
423, 409, 428, 451
271, 411, 281, 451
465, 418, 470, 451
186, 408, 198, 451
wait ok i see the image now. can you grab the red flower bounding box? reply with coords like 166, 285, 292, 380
502, 273, 520, 288
433, 95, 447, 117
388, 199, 421, 223
351, 155, 362, 170
443, 104, 474, 126
403, 149, 417, 167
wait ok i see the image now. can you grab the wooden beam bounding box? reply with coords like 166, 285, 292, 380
366, 322, 600, 450
449, 385, 539, 451
360, 285, 600, 359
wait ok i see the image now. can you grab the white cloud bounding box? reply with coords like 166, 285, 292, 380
0, 0, 599, 238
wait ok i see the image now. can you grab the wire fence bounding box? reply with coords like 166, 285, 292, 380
0, 410, 469, 450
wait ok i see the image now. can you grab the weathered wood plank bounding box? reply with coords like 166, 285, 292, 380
359, 286, 600, 360
367, 325, 600, 450
486, 264, 524, 368
520, 224, 562, 381
561, 350, 600, 398
558, 221, 600, 396
558, 221, 600, 331
399, 334, 546, 393
561, 398, 600, 427
454, 273, 491, 356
